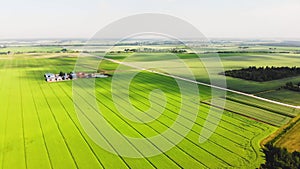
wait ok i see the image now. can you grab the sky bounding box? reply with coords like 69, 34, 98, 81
0, 0, 300, 39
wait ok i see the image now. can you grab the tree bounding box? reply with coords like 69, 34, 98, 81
261, 144, 300, 169
286, 82, 293, 87
61, 48, 68, 53
59, 71, 64, 77
222, 66, 300, 82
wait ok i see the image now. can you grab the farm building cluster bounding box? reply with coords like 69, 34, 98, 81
44, 71, 109, 82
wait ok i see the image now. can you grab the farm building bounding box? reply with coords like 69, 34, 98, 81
56, 76, 63, 81
94, 74, 108, 78
44, 71, 108, 82
70, 72, 77, 79
44, 73, 56, 82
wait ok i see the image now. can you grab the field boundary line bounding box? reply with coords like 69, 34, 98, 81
261, 114, 300, 148
0, 59, 13, 169
18, 59, 27, 169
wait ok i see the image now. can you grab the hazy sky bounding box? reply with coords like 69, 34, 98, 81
1, 0, 299, 39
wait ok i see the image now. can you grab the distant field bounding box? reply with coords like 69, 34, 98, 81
227, 93, 300, 116
257, 89, 300, 106
203, 97, 292, 127
0, 46, 64, 53
105, 52, 300, 105
0, 52, 289, 168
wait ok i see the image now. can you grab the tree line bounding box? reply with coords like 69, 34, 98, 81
221, 66, 300, 82
216, 51, 290, 54
122, 48, 187, 53
261, 143, 300, 169
284, 82, 300, 92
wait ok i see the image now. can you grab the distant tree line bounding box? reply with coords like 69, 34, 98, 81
221, 66, 300, 82
216, 51, 290, 54
124, 48, 137, 52
170, 49, 187, 53
0, 48, 78, 55
261, 143, 300, 169
284, 82, 300, 92
121, 48, 187, 53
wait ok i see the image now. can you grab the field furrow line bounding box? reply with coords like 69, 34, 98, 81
94, 78, 247, 166
31, 64, 78, 169
139, 72, 273, 131
73, 80, 184, 168
76, 78, 227, 168
39, 57, 130, 169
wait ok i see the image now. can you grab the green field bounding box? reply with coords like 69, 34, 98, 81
0, 46, 64, 53
1, 51, 297, 168
256, 89, 300, 106
104, 52, 300, 105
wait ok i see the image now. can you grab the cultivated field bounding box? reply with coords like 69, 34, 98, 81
0, 49, 296, 168
0, 46, 63, 53
104, 52, 300, 105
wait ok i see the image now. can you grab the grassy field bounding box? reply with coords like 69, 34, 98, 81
0, 52, 292, 168
257, 89, 300, 106
0, 43, 299, 168
104, 52, 300, 105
